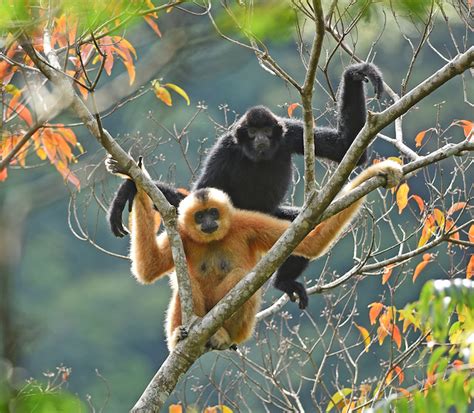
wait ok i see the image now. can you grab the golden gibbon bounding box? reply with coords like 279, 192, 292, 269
129, 160, 403, 350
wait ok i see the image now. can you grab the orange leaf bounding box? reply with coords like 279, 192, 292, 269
369, 302, 384, 325
287, 103, 299, 117
396, 183, 409, 214
413, 253, 433, 282
469, 225, 474, 243
467, 255, 474, 280
394, 365, 404, 384
392, 325, 402, 349
169, 405, 183, 413
452, 360, 463, 370
144, 16, 162, 37
456, 120, 473, 139
447, 202, 467, 215
410, 195, 425, 213
382, 264, 394, 284
377, 325, 388, 345
418, 216, 436, 248
0, 167, 7, 182
415, 130, 428, 147
355, 323, 371, 352
154, 86, 172, 106
122, 58, 136, 85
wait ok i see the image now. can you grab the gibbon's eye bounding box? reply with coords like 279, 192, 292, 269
263, 127, 272, 136
209, 208, 219, 219
247, 127, 257, 138
195, 211, 204, 223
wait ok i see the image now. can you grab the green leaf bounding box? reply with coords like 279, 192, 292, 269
427, 347, 446, 374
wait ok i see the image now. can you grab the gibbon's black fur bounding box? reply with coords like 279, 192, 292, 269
107, 62, 384, 308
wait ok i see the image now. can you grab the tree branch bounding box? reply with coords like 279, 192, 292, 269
17, 34, 195, 328
301, 0, 325, 198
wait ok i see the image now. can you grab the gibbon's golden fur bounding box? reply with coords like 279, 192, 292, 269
129, 160, 403, 350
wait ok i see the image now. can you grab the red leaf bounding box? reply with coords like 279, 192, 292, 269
467, 255, 474, 280
287, 103, 299, 118
368, 302, 384, 325
382, 264, 394, 284
0, 167, 7, 182
410, 194, 425, 213
392, 325, 402, 349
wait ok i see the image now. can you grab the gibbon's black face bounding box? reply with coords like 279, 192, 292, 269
236, 106, 284, 162
194, 207, 220, 234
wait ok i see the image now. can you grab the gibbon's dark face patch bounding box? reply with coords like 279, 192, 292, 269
194, 207, 220, 234
236, 106, 283, 162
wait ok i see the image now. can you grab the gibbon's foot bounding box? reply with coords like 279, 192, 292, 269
377, 160, 404, 189
105, 155, 127, 176
105, 155, 143, 176
275, 279, 309, 310
170, 326, 189, 348
345, 63, 384, 99
207, 327, 232, 350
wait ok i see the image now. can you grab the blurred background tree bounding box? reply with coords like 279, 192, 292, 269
0, 0, 472, 411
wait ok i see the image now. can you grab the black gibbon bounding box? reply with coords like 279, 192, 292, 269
128, 160, 402, 350
108, 62, 384, 309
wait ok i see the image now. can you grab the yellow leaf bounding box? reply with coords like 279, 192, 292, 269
218, 405, 233, 413
415, 130, 427, 147
433, 208, 445, 229
36, 147, 47, 161
326, 389, 352, 412
387, 156, 403, 165
154, 86, 172, 106
355, 323, 371, 352
165, 83, 190, 106
396, 183, 409, 214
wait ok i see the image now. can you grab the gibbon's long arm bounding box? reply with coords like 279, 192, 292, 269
130, 190, 175, 284
109, 180, 186, 237
285, 63, 383, 165
244, 161, 402, 259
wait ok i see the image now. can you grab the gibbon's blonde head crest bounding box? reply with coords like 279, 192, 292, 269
178, 188, 235, 243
